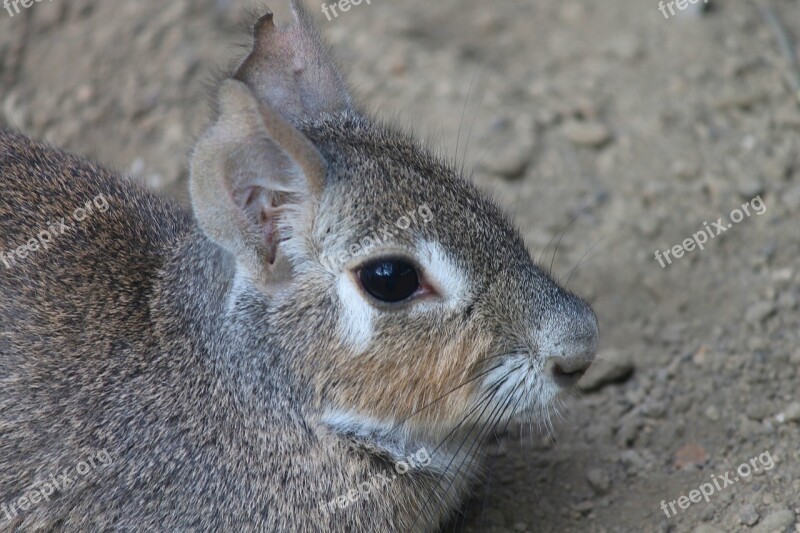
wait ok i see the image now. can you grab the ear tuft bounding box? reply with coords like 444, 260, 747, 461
234, 2, 353, 124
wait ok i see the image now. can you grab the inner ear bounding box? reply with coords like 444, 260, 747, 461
190, 80, 327, 287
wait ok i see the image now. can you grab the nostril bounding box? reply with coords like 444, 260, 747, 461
549, 357, 592, 387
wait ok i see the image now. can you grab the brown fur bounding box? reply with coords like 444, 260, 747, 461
0, 2, 598, 531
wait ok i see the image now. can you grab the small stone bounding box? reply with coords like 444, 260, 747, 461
513, 522, 528, 532
752, 509, 795, 533
693, 345, 710, 366
672, 159, 700, 179
745, 302, 777, 324
479, 142, 533, 179
642, 400, 667, 419
739, 504, 760, 526
776, 402, 800, 424
578, 349, 634, 392
747, 400, 773, 421
586, 468, 611, 495
781, 184, 800, 210
771, 268, 794, 283
572, 500, 594, 514
738, 179, 765, 199
640, 216, 661, 237
2, 90, 29, 129
616, 417, 641, 448
607, 34, 643, 62
619, 449, 648, 472
704, 405, 720, 421
479, 119, 536, 179
562, 120, 612, 148
713, 90, 767, 110
680, 0, 711, 17
674, 444, 708, 470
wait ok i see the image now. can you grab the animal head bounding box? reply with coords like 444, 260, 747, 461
189, 1, 598, 448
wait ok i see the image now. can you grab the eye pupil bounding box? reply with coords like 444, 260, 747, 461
358, 259, 420, 303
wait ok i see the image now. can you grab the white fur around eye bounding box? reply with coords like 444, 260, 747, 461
416, 240, 469, 307
336, 274, 374, 352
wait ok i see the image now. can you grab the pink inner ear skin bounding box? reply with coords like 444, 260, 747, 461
260, 207, 278, 265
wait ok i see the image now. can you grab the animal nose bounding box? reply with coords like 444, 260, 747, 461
546, 353, 593, 387
541, 295, 598, 389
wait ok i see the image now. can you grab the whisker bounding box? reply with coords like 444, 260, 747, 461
386, 360, 508, 436
417, 366, 524, 525
430, 380, 523, 529
561, 233, 610, 289
549, 214, 579, 276
455, 68, 479, 171
411, 383, 506, 532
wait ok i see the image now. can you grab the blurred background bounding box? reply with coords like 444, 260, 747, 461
2, 0, 799, 531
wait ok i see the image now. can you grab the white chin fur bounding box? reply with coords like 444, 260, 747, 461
320, 409, 464, 478
479, 355, 557, 425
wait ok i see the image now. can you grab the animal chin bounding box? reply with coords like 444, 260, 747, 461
469, 357, 562, 432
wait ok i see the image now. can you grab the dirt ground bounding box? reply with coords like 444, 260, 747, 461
2, 0, 799, 531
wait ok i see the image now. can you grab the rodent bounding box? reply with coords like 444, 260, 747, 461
0, 2, 598, 531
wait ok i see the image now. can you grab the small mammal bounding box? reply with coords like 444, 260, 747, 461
0, 2, 598, 531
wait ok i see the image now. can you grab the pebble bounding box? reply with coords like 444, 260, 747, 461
479, 119, 536, 179
673, 444, 708, 469
746, 400, 774, 421
642, 400, 667, 419
479, 142, 534, 179
672, 159, 701, 179
775, 402, 800, 424
572, 500, 594, 514
606, 34, 643, 62
2, 90, 29, 129
619, 449, 648, 472
752, 509, 796, 533
693, 345, 709, 366
578, 349, 634, 392
739, 504, 760, 526
586, 468, 611, 495
781, 184, 800, 210
640, 216, 661, 237
713, 90, 767, 110
738, 179, 765, 199
745, 302, 777, 324
704, 405, 720, 421
562, 120, 612, 148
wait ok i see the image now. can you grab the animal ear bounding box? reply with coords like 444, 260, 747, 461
189, 79, 326, 287
234, 2, 353, 123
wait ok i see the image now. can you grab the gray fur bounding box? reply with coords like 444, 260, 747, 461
0, 3, 597, 531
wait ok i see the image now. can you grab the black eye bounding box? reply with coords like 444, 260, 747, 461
358, 258, 421, 303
